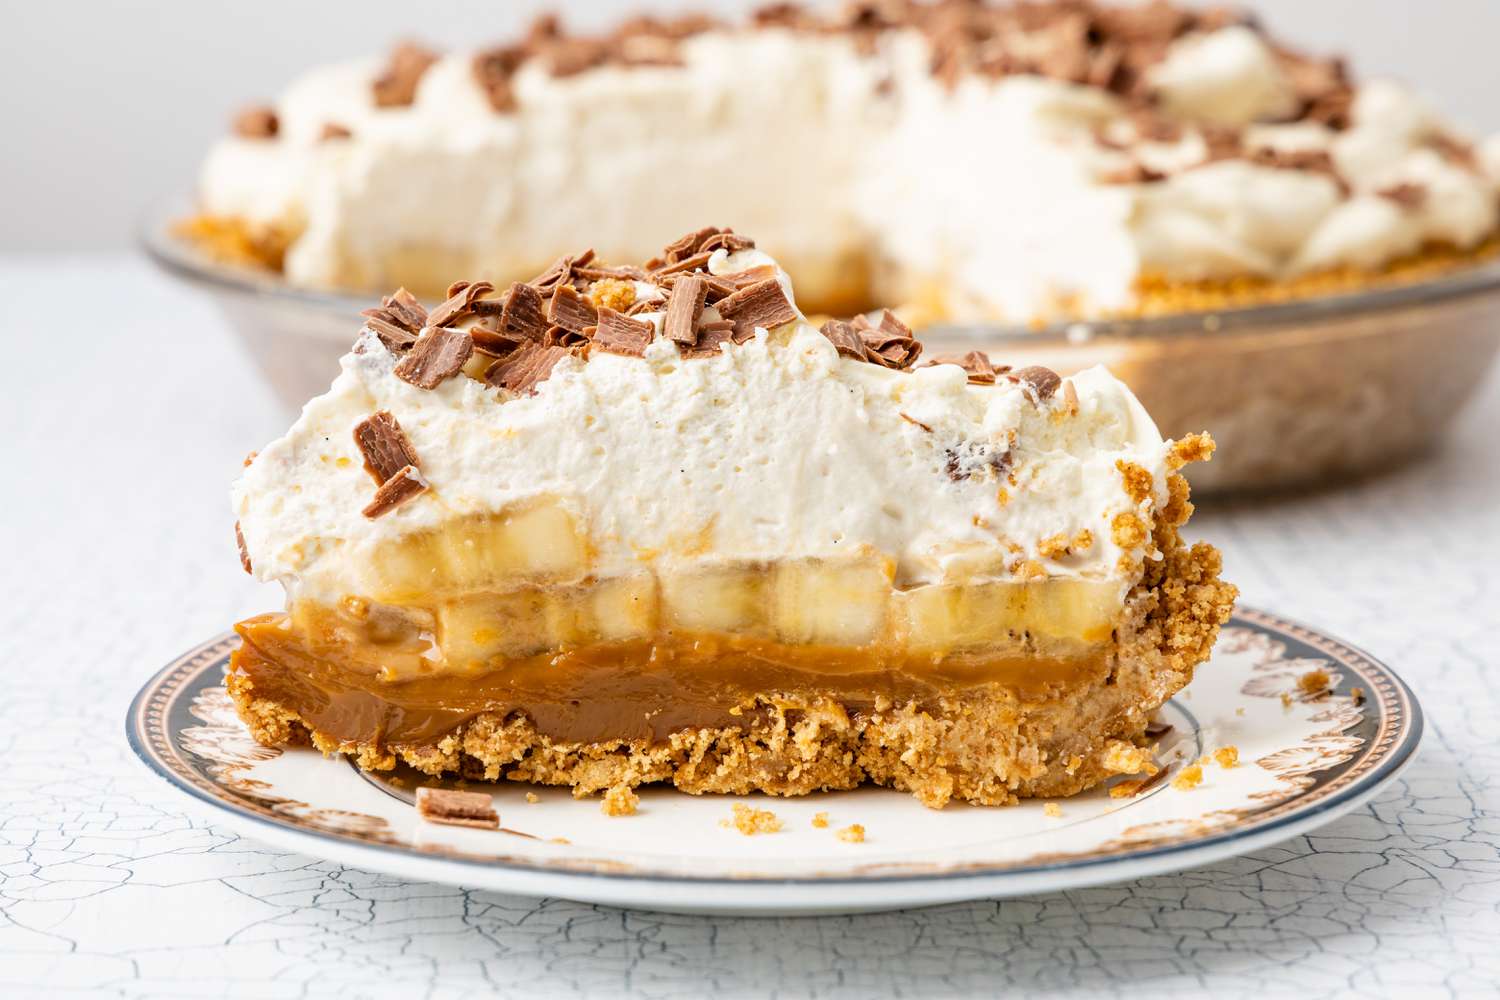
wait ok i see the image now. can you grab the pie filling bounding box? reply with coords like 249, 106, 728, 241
232, 612, 1112, 749
232, 556, 1122, 749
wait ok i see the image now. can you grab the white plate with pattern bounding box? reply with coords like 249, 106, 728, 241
129, 607, 1421, 915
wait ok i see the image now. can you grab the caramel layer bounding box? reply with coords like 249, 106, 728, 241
231, 613, 1111, 748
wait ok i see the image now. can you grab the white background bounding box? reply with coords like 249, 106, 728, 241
4, 0, 1500, 253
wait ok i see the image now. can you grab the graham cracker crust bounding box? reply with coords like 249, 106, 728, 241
226, 509, 1236, 809
1122, 237, 1500, 320
179, 212, 1499, 326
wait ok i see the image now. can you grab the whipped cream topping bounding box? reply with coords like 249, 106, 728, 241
198, 9, 1500, 322
234, 252, 1176, 607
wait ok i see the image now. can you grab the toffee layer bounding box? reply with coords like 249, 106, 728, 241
232, 613, 1110, 748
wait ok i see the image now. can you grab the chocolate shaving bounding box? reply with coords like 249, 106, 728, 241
818, 319, 869, 361
362, 465, 428, 518
681, 322, 735, 359
485, 340, 569, 394
926, 351, 998, 384
546, 38, 610, 78
1246, 146, 1348, 193
319, 122, 352, 142
427, 280, 496, 329
545, 324, 591, 349
233, 105, 278, 139
373, 41, 439, 108
1009, 365, 1062, 401
414, 787, 499, 830
651, 250, 714, 277
469, 324, 527, 357
353, 411, 420, 485
473, 45, 526, 113
361, 314, 419, 353
235, 522, 252, 574
1100, 161, 1166, 185
853, 311, 922, 369
1200, 124, 1245, 164
699, 230, 756, 254
574, 264, 650, 282
546, 283, 599, 333
1303, 86, 1354, 130
591, 308, 655, 357
753, 3, 819, 29
529, 251, 593, 291
1377, 182, 1427, 209
385, 288, 429, 332
656, 226, 726, 265
393, 327, 474, 390
498, 282, 549, 342
716, 278, 798, 341
709, 265, 778, 289
1430, 133, 1479, 171
663, 275, 708, 344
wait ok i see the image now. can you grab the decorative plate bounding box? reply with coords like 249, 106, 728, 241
128, 608, 1421, 916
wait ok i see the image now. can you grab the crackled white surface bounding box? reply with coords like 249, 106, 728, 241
4, 259, 1500, 996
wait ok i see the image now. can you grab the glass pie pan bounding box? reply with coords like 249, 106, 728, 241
142, 201, 1500, 495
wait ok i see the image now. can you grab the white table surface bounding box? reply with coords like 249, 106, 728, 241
3, 256, 1497, 999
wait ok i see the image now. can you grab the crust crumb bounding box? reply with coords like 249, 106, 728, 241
1351, 686, 1366, 705
1161, 472, 1194, 527
1171, 762, 1204, 791
1111, 511, 1148, 549
601, 784, 639, 816
1065, 754, 1084, 775
525, 792, 540, 803
1043, 802, 1062, 818
811, 811, 829, 829
587, 277, 637, 312
1281, 692, 1294, 708
1115, 460, 1155, 505
1016, 559, 1048, 580
1036, 533, 1071, 559
1038, 530, 1094, 560
1298, 668, 1332, 696
725, 803, 782, 835
835, 824, 866, 843
1102, 740, 1159, 776
1213, 746, 1239, 769
1167, 432, 1215, 470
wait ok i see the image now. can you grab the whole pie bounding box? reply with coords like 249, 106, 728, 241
184, 0, 1500, 324
228, 228, 1237, 807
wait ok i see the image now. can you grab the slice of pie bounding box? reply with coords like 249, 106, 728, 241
228, 227, 1237, 808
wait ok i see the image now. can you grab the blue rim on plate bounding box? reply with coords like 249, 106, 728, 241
127, 606, 1421, 888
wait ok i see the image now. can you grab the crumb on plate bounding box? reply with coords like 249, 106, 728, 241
724, 803, 782, 835
601, 785, 639, 817
1171, 762, 1204, 791
1298, 667, 1332, 695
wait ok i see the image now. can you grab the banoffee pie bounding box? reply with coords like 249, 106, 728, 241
228, 228, 1237, 807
